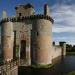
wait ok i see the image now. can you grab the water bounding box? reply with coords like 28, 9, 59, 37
19, 56, 75, 75
48, 56, 75, 75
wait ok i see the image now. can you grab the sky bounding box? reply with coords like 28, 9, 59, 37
0, 0, 75, 45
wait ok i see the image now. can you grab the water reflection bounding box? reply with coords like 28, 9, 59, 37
48, 56, 75, 75
19, 56, 75, 75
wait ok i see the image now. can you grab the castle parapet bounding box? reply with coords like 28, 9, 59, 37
0, 14, 54, 24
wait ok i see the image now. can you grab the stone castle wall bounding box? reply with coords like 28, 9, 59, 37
52, 42, 66, 63
52, 46, 62, 59
0, 4, 66, 66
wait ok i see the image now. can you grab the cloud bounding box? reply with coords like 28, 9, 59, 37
51, 4, 75, 33
51, 3, 75, 44
53, 26, 75, 33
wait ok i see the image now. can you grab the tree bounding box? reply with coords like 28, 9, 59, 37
66, 44, 72, 52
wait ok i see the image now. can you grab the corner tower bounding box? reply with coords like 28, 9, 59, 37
1, 19, 14, 62
31, 4, 54, 65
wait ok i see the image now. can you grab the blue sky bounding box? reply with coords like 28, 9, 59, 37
0, 0, 75, 45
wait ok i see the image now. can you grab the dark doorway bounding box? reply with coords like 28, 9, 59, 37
13, 30, 16, 59
20, 40, 26, 59
19, 13, 22, 17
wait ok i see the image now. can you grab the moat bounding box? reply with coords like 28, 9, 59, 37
19, 56, 75, 75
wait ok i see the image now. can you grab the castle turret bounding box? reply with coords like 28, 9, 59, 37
2, 10, 7, 19
1, 21, 14, 62
59, 42, 66, 56
44, 4, 50, 16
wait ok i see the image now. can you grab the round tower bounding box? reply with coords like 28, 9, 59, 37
31, 15, 54, 65
1, 21, 14, 62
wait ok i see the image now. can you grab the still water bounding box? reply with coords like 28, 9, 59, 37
19, 56, 75, 75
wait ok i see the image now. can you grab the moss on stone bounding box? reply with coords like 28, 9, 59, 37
28, 64, 53, 69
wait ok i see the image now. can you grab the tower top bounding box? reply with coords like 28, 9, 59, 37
44, 4, 50, 16
15, 3, 34, 10
15, 3, 34, 17
2, 10, 7, 19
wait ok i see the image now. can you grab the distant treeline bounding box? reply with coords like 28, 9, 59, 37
66, 44, 75, 52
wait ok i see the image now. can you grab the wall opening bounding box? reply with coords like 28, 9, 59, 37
20, 40, 26, 59
13, 30, 16, 59
19, 13, 22, 17
37, 31, 39, 36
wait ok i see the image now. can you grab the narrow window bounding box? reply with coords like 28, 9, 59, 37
19, 13, 22, 17
37, 32, 39, 36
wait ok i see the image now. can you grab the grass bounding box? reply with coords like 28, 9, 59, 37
28, 64, 53, 69
66, 52, 75, 56
67, 71, 75, 75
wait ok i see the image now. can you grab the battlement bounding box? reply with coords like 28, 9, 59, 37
0, 14, 54, 24
53, 41, 66, 47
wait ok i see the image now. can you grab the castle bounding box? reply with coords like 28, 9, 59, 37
0, 4, 66, 66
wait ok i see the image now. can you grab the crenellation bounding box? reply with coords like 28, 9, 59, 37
0, 14, 54, 24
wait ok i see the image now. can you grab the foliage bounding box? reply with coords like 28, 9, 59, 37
66, 44, 75, 52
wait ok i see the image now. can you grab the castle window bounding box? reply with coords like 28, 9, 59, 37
19, 13, 22, 17
37, 32, 39, 36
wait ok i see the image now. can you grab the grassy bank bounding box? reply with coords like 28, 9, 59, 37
28, 64, 53, 69
67, 71, 75, 75
66, 52, 75, 56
